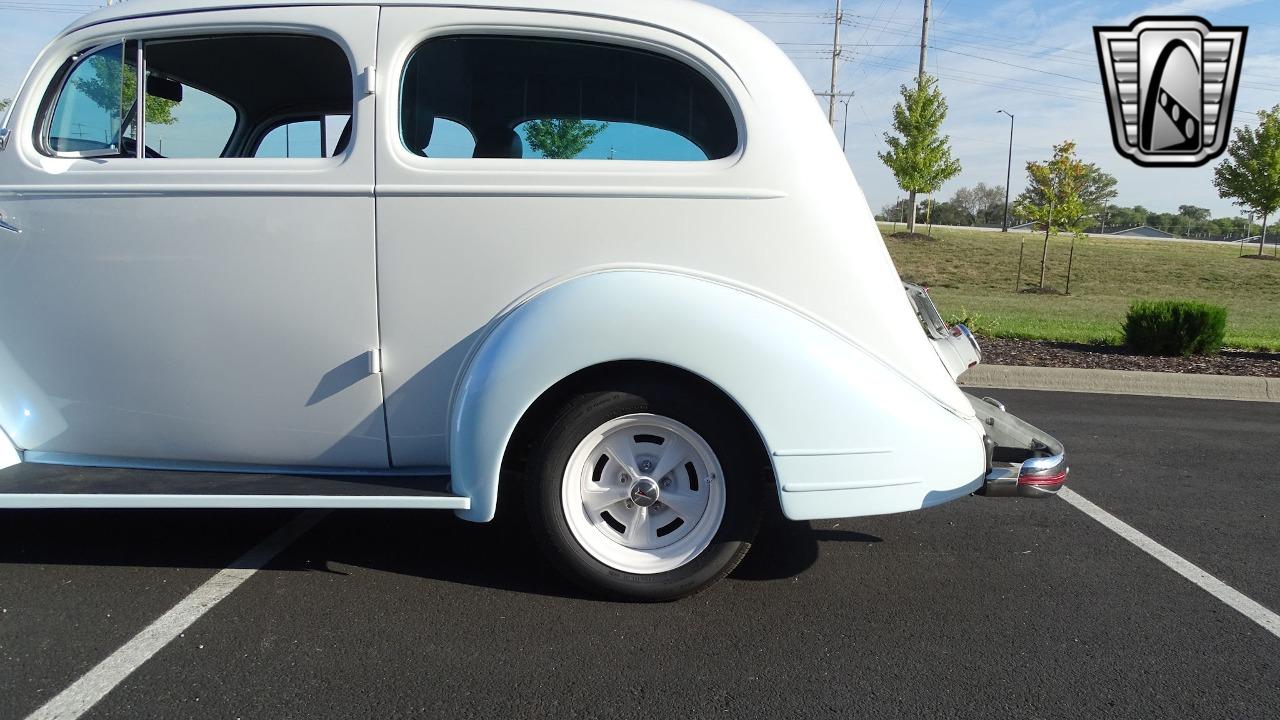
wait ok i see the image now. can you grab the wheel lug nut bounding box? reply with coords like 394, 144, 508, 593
640, 460, 654, 473
625, 500, 634, 509
621, 475, 631, 484
660, 477, 671, 487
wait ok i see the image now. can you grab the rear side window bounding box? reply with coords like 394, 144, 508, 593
255, 115, 351, 158
42, 35, 351, 159
400, 36, 738, 161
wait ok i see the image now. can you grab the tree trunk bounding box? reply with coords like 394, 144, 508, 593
1039, 205, 1054, 289
907, 190, 918, 234
1039, 225, 1050, 289
1260, 214, 1269, 257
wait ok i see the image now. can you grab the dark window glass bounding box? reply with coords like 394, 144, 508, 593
400, 36, 738, 161
44, 35, 352, 159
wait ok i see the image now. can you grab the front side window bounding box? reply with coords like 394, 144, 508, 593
42, 34, 352, 159
47, 43, 133, 156
400, 36, 738, 161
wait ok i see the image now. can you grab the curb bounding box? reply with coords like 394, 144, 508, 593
960, 365, 1280, 403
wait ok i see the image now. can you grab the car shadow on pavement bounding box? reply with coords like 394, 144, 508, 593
0, 505, 883, 600
0, 509, 300, 569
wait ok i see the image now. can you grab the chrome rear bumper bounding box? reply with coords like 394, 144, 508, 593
967, 393, 1069, 498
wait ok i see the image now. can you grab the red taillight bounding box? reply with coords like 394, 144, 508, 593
1018, 470, 1068, 487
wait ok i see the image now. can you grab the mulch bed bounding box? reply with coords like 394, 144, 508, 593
888, 232, 938, 242
976, 336, 1280, 378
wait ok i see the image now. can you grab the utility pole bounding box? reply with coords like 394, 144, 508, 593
828, 0, 843, 126
904, 0, 932, 234
917, 0, 931, 83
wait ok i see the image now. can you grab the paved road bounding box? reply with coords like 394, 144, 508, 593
1, 391, 1277, 719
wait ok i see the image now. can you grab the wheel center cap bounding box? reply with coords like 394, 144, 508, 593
630, 478, 660, 508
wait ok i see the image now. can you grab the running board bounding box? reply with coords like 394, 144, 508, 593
0, 463, 469, 510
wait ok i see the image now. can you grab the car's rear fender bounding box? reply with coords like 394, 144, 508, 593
449, 269, 986, 522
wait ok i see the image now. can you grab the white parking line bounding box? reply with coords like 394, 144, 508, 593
24, 510, 328, 720
1059, 487, 1280, 640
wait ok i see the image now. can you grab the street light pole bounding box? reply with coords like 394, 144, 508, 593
997, 109, 1014, 232
840, 97, 851, 152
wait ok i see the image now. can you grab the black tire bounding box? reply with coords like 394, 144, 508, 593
526, 378, 762, 601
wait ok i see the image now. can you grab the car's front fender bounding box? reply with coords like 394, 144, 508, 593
450, 269, 986, 522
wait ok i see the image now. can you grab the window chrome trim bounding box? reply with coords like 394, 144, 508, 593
135, 40, 145, 159
0, 128, 9, 153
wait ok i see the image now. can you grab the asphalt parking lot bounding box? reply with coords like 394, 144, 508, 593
1, 390, 1277, 719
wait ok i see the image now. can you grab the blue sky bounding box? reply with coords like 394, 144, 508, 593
4, 0, 1278, 217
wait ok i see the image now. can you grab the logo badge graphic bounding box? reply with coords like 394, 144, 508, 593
1094, 16, 1247, 167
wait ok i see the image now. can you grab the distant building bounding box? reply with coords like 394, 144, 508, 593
1109, 225, 1176, 239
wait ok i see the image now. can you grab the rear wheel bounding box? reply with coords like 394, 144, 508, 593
526, 381, 761, 601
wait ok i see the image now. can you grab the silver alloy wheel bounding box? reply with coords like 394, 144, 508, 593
561, 413, 726, 575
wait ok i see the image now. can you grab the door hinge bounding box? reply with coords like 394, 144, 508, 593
359, 67, 376, 96
367, 349, 383, 375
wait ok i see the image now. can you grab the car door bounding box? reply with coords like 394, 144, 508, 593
373, 7, 749, 468
0, 7, 388, 469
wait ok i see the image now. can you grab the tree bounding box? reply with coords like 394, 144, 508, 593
1178, 205, 1211, 222
878, 74, 962, 234
0, 98, 9, 111
1019, 161, 1115, 225
1013, 141, 1087, 289
950, 183, 1004, 226
951, 186, 980, 226
521, 119, 607, 159
74, 57, 177, 128
1213, 105, 1280, 256
1079, 164, 1118, 217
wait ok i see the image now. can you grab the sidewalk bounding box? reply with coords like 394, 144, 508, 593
960, 365, 1280, 402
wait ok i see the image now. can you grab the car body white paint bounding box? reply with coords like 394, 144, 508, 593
0, 0, 990, 520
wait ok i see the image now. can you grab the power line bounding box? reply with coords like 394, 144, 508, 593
835, 53, 1101, 103
930, 46, 1097, 84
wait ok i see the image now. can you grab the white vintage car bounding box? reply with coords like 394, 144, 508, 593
0, 0, 1066, 600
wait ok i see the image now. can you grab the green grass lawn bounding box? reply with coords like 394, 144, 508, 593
881, 224, 1280, 351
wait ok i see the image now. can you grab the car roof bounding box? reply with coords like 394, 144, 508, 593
63, 0, 735, 36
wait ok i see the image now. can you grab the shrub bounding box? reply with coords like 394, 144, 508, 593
1124, 300, 1228, 356
946, 307, 999, 336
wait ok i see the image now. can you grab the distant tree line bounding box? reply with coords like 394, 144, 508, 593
877, 188, 1261, 241
878, 182, 1004, 228
1085, 205, 1257, 239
